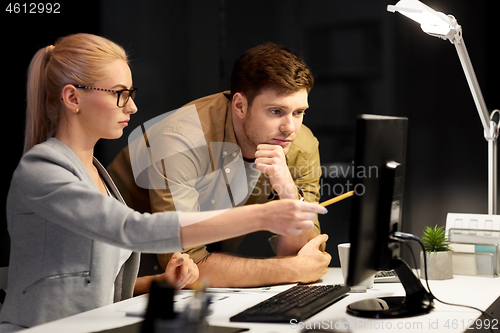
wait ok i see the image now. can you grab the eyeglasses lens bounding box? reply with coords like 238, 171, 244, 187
118, 89, 136, 107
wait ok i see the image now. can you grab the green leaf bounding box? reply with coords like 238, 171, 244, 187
421, 225, 450, 252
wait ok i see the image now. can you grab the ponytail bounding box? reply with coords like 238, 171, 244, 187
23, 34, 128, 153
24, 46, 55, 153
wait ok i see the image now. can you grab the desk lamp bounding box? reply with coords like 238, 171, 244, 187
387, 0, 499, 215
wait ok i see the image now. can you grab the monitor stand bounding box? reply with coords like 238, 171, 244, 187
346, 257, 434, 318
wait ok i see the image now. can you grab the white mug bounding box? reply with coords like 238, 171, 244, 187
338, 243, 375, 292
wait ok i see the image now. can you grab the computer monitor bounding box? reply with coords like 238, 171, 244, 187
346, 114, 434, 318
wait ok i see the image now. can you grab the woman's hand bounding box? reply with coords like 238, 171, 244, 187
259, 199, 328, 236
159, 252, 199, 289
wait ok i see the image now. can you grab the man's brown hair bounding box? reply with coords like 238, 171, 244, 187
230, 42, 314, 106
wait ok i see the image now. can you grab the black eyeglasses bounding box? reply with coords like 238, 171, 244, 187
73, 85, 137, 108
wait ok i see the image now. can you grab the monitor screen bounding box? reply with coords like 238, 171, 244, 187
347, 114, 407, 286
345, 114, 434, 318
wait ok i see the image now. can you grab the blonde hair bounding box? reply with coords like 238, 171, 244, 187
24, 33, 128, 153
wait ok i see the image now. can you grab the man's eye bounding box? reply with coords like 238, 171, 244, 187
294, 111, 305, 116
271, 109, 281, 115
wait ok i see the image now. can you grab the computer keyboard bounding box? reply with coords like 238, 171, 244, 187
229, 284, 350, 323
374, 270, 400, 283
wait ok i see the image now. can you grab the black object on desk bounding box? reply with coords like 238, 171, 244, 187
141, 281, 176, 333
95, 322, 249, 333
230, 284, 350, 323
138, 281, 248, 333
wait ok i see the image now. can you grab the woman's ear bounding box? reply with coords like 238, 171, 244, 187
61, 84, 81, 113
232, 92, 248, 120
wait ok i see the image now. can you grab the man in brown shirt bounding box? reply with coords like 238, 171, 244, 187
108, 43, 331, 287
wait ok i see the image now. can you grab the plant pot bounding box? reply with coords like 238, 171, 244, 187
420, 251, 453, 280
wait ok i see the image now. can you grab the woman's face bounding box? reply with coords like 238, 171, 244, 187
78, 59, 138, 140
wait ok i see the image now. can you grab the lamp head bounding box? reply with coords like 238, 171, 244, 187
387, 0, 462, 44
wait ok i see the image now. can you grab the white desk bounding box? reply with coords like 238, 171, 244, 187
22, 268, 500, 333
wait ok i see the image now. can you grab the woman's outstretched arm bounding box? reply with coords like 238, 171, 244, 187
179, 199, 327, 249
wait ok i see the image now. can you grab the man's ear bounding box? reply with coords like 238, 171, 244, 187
61, 84, 81, 113
232, 92, 248, 120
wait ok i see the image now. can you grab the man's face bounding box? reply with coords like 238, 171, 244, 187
241, 88, 309, 157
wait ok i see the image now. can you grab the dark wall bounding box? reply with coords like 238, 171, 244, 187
2, 0, 498, 268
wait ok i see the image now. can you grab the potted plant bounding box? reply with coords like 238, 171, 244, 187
420, 225, 453, 280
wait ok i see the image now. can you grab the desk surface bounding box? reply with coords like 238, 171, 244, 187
22, 268, 500, 333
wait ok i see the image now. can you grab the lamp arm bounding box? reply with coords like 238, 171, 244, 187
453, 38, 498, 214
488, 131, 497, 215
453, 38, 493, 138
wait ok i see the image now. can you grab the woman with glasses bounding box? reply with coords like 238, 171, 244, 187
0, 33, 327, 331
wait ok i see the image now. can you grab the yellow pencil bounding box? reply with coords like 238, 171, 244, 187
319, 190, 354, 207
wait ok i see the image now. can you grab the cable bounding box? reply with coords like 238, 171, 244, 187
416, 238, 495, 322
401, 241, 419, 277
391, 231, 421, 278
489, 109, 500, 125
391, 232, 496, 324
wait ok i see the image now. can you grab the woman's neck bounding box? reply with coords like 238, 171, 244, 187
55, 124, 97, 171
56, 129, 109, 195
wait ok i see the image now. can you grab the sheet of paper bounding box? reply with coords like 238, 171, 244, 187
120, 283, 297, 318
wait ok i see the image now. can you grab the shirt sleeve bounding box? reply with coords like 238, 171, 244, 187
11, 146, 183, 254
143, 127, 213, 264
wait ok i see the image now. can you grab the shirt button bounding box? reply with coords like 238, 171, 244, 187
225, 168, 230, 174
223, 151, 227, 156
211, 199, 215, 205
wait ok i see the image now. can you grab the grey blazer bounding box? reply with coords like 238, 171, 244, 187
0, 138, 183, 328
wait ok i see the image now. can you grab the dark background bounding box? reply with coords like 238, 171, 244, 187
1, 0, 498, 268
